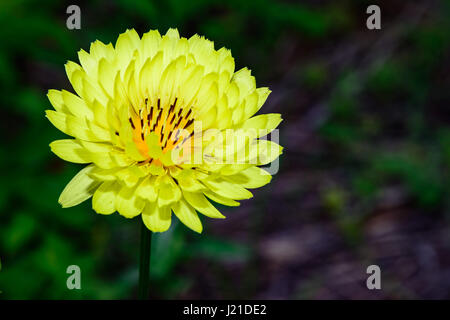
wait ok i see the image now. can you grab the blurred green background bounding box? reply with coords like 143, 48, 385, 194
1, 0, 450, 299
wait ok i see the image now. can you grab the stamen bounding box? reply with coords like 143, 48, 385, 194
174, 116, 183, 129
160, 125, 165, 143
128, 96, 196, 164
169, 113, 176, 125
149, 106, 153, 123
183, 118, 194, 130
129, 118, 135, 129
168, 102, 175, 115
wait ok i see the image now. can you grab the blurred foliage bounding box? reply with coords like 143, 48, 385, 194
0, 0, 449, 299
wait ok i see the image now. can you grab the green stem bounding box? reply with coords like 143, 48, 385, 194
138, 220, 152, 299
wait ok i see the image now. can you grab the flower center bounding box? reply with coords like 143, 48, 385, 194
129, 97, 195, 166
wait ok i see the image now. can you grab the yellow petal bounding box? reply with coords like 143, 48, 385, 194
219, 164, 252, 176
91, 100, 109, 129
226, 82, 240, 109
195, 74, 218, 115
136, 175, 158, 202
161, 28, 181, 65
65, 61, 84, 97
92, 181, 119, 215
241, 90, 259, 121
46, 110, 111, 142
142, 201, 171, 232
90, 152, 131, 169
98, 58, 117, 98
61, 89, 94, 120
173, 174, 205, 192
254, 87, 271, 114
79, 140, 132, 169
240, 113, 282, 138
172, 198, 202, 233
157, 175, 181, 207
183, 191, 225, 219
141, 29, 162, 61
115, 29, 140, 70
58, 165, 100, 208
202, 178, 253, 200
90, 40, 115, 62
88, 167, 121, 181
159, 56, 186, 107
47, 89, 70, 114
49, 139, 92, 164
78, 49, 97, 77
231, 100, 245, 125
141, 51, 164, 104
115, 167, 140, 188
233, 67, 255, 99
218, 47, 235, 76
179, 65, 204, 107
203, 190, 240, 207
115, 183, 145, 218
224, 166, 272, 189
188, 35, 217, 73
246, 140, 283, 165
214, 95, 232, 130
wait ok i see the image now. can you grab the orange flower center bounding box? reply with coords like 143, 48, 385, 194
129, 97, 195, 165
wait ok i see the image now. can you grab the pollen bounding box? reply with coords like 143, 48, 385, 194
128, 97, 195, 166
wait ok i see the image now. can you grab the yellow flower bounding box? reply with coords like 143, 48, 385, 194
46, 28, 283, 233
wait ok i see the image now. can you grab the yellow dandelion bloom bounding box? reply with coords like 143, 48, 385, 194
46, 28, 283, 233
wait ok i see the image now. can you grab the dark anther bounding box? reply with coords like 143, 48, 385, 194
157, 109, 163, 122
174, 116, 183, 129
160, 126, 165, 143
115, 131, 119, 136
169, 113, 176, 125
152, 109, 162, 131
168, 103, 175, 115
129, 118, 135, 129
185, 109, 192, 119
149, 106, 154, 122
157, 98, 161, 109
183, 118, 194, 129
167, 130, 173, 142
